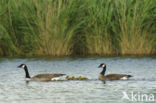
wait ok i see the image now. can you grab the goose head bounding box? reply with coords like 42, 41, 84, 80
17, 64, 26, 68
98, 63, 106, 68
17, 64, 31, 79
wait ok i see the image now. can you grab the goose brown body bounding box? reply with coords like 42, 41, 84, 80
29, 74, 65, 81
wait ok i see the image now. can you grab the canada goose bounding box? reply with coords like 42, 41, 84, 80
65, 76, 88, 80
66, 76, 71, 80
98, 63, 132, 81
71, 76, 77, 80
78, 76, 88, 80
65, 76, 76, 80
17, 64, 65, 82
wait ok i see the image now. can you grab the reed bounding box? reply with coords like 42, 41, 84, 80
0, 0, 155, 56
84, 0, 116, 55
116, 0, 155, 55
34, 0, 76, 56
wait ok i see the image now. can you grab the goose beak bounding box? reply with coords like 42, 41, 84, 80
98, 65, 101, 68
17, 65, 21, 68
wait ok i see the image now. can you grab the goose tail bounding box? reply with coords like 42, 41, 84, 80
126, 75, 132, 78
60, 74, 66, 76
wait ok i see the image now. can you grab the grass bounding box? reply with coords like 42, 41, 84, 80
116, 0, 155, 55
35, 0, 76, 56
0, 0, 155, 57
84, 0, 116, 55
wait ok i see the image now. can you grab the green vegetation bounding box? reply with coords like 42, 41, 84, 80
0, 0, 155, 57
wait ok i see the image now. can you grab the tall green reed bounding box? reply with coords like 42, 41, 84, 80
0, 0, 155, 56
35, 0, 78, 56
84, 0, 117, 55
115, 0, 156, 55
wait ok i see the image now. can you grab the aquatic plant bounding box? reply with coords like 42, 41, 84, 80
0, 0, 155, 56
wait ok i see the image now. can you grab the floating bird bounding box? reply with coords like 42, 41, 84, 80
71, 76, 77, 80
98, 63, 132, 81
17, 64, 65, 82
66, 76, 71, 80
65, 76, 88, 80
79, 76, 88, 80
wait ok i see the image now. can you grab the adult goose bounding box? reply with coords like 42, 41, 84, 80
17, 64, 65, 82
98, 63, 132, 81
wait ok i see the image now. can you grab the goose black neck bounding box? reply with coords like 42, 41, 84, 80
24, 66, 30, 78
100, 66, 106, 75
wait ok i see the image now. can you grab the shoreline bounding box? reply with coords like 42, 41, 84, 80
0, 54, 155, 58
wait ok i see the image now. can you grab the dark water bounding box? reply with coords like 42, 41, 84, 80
0, 57, 156, 103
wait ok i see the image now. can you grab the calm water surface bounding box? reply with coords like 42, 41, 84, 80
0, 57, 156, 103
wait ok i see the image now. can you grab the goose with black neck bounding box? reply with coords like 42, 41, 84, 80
98, 63, 132, 81
17, 64, 66, 82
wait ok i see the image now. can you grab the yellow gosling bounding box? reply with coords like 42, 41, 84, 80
66, 76, 71, 80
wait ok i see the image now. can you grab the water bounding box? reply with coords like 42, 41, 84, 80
0, 57, 156, 103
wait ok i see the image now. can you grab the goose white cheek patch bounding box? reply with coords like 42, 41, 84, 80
22, 65, 25, 68
102, 65, 105, 68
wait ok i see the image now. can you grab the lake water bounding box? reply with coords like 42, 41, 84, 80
0, 57, 156, 103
